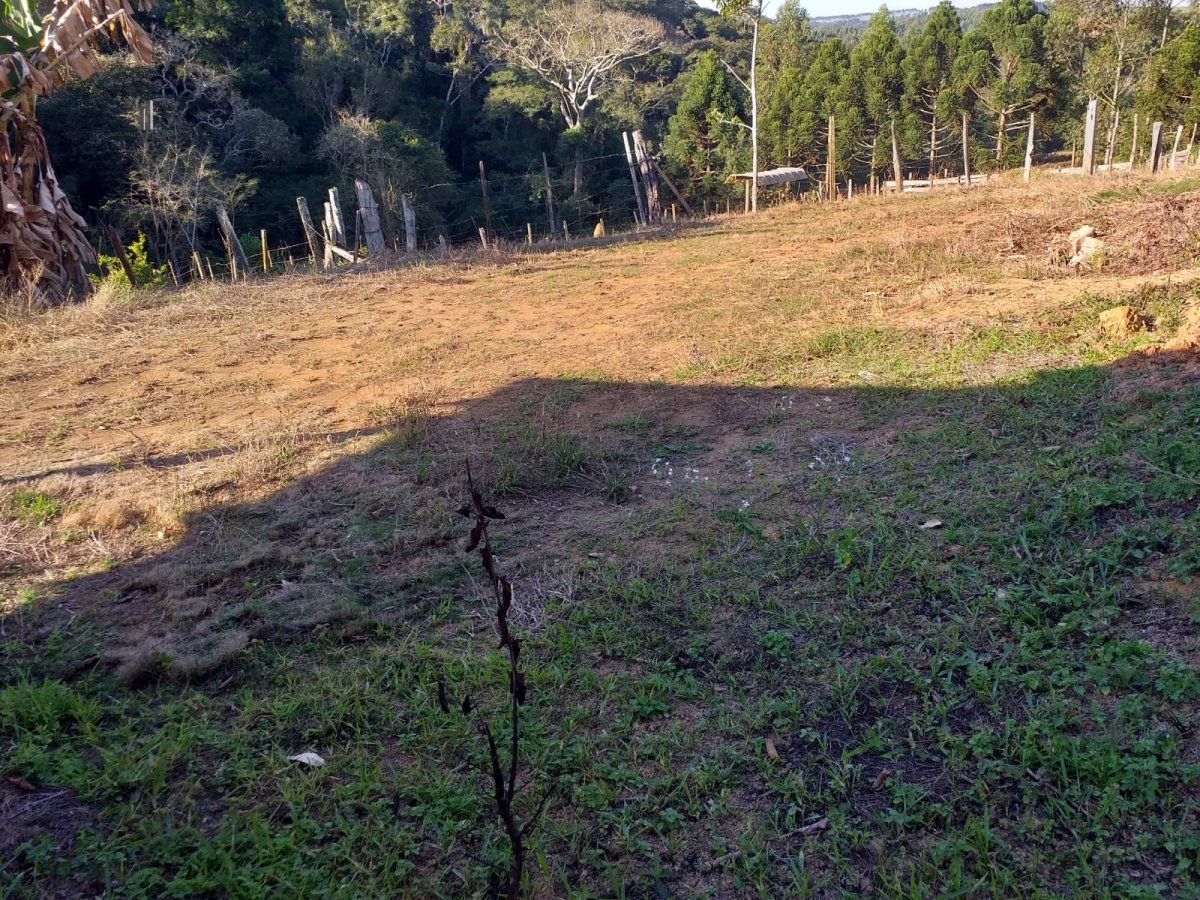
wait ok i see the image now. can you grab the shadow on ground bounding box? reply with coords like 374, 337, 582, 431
2, 346, 1200, 897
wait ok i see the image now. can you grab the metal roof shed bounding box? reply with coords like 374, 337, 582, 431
725, 167, 812, 210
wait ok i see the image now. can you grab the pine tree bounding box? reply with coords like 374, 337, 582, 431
846, 7, 905, 177
758, 1, 818, 166
664, 50, 745, 200
901, 1, 962, 176
952, 0, 1049, 164
1138, 21, 1200, 126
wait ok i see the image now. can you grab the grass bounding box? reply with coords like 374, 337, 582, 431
2, 172, 1200, 896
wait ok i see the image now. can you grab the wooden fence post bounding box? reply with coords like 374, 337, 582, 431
479, 160, 494, 246
542, 153, 557, 237
103, 226, 138, 287
1170, 124, 1184, 169
622, 132, 648, 226
651, 160, 695, 217
321, 222, 334, 269
1023, 114, 1035, 183
1082, 99, 1098, 175
632, 131, 661, 224
327, 188, 347, 246
890, 118, 904, 193
1104, 108, 1120, 169
354, 180, 386, 256
1130, 114, 1139, 168
401, 194, 417, 253
192, 250, 206, 281
296, 197, 322, 263
260, 229, 270, 273
826, 115, 836, 200
215, 206, 250, 280
961, 111, 972, 187
1150, 122, 1164, 173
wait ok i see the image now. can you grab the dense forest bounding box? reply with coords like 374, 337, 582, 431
20, 0, 1200, 273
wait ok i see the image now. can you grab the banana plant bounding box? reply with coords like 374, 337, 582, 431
1, 0, 153, 303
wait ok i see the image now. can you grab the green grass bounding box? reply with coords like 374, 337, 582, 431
3, 285, 1200, 896
6, 489, 60, 525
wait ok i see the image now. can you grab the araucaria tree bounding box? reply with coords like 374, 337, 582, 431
715, 0, 764, 211
664, 49, 744, 202
495, 1, 663, 195
953, 0, 1050, 163
901, 1, 962, 176
1, 0, 153, 302
846, 6, 905, 183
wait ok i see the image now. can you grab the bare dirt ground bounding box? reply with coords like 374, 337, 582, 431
4, 171, 1200, 898
3, 173, 1196, 483
3, 173, 1199, 670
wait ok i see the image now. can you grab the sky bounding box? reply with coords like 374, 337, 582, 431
697, 0, 987, 20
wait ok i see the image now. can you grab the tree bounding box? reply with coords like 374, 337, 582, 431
803, 37, 852, 175
1, 0, 154, 302
1047, 0, 1159, 166
127, 143, 254, 268
714, 0, 763, 211
758, 1, 818, 167
953, 0, 1049, 164
318, 110, 451, 236
847, 7, 905, 180
901, 1, 961, 176
495, 1, 664, 195
664, 49, 744, 202
1138, 20, 1200, 126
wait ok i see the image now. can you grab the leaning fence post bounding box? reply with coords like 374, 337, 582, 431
103, 226, 139, 287
622, 131, 647, 226
327, 188, 347, 246
1170, 124, 1184, 169
260, 229, 270, 274
296, 197, 322, 263
215, 206, 250, 280
632, 131, 661, 224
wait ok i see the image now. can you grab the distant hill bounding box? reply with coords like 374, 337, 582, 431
811, 3, 998, 40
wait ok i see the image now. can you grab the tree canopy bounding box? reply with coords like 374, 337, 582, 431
7, 0, 1198, 298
